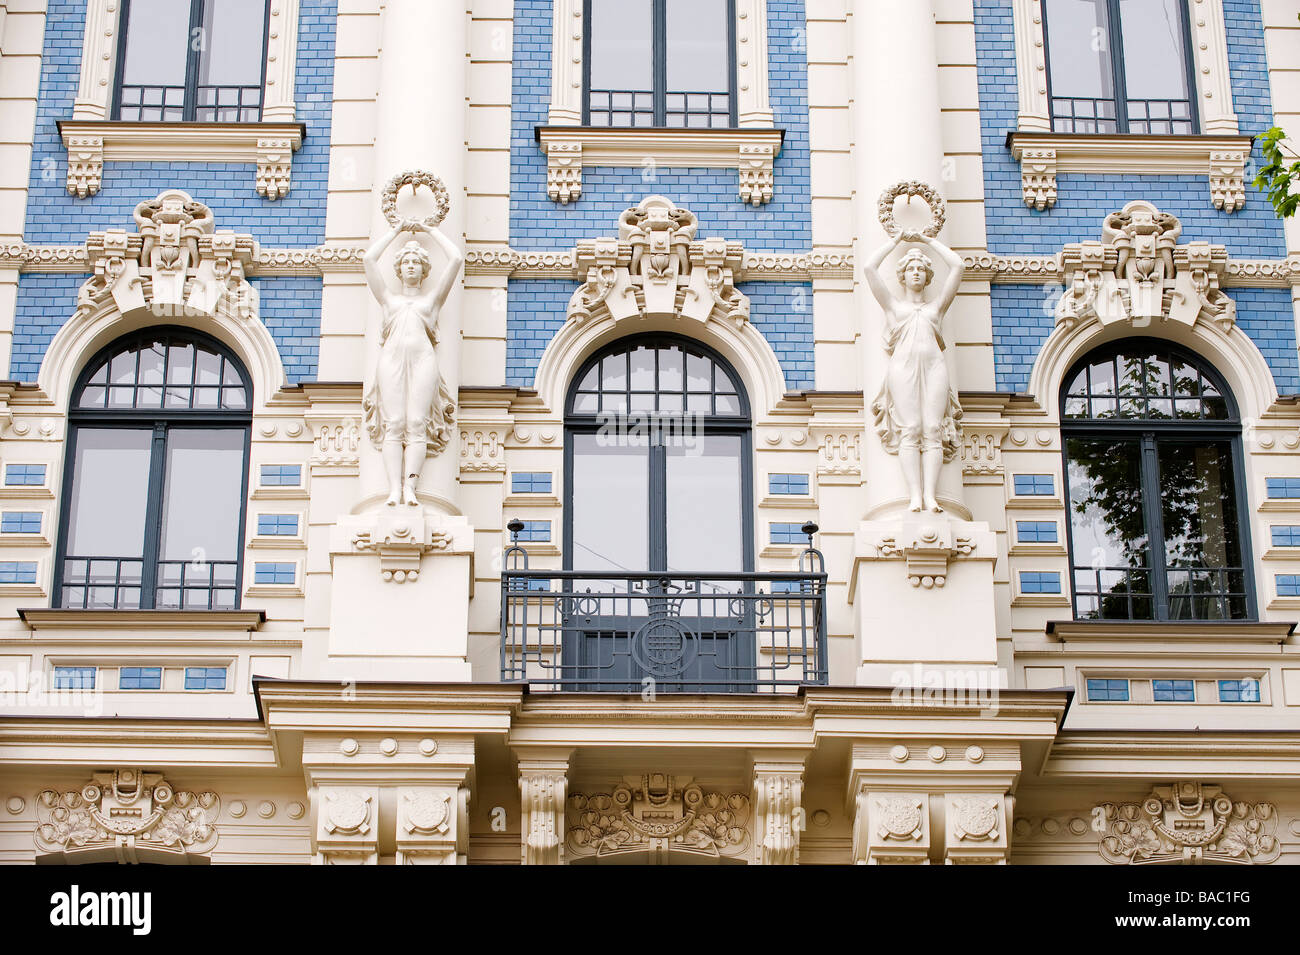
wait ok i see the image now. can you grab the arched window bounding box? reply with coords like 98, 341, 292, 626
565, 334, 752, 576
55, 329, 252, 610
1061, 339, 1253, 621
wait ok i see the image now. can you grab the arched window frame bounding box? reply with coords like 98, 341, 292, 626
54, 328, 254, 611
563, 333, 755, 574
1059, 337, 1256, 622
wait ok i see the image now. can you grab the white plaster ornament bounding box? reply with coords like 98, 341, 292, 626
863, 181, 964, 513
363, 170, 462, 506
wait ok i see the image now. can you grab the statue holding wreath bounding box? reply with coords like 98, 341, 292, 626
862, 180, 964, 514
363, 169, 462, 507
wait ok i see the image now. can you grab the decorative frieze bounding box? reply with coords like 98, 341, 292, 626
34, 769, 220, 864
459, 425, 508, 474
1096, 782, 1280, 865
854, 791, 930, 865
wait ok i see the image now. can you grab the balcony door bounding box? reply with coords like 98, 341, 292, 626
563, 335, 754, 690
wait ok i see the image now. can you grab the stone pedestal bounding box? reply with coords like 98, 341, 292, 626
324, 509, 474, 681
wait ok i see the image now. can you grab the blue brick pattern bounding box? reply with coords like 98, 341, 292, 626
23, 0, 336, 245
509, 0, 811, 250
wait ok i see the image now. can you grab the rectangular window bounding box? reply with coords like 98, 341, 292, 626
54, 666, 96, 690
585, 0, 736, 128
1043, 0, 1195, 134
259, 464, 301, 487
115, 0, 269, 122
1086, 678, 1129, 701
184, 666, 227, 690
1016, 521, 1058, 543
119, 666, 162, 690
1276, 575, 1300, 597
1271, 526, 1300, 547
1218, 678, 1260, 703
769, 474, 811, 496
769, 523, 806, 545
256, 514, 299, 536
515, 521, 552, 543
0, 512, 42, 534
0, 561, 38, 584
253, 562, 296, 585
4, 464, 46, 486
511, 473, 553, 494
1266, 477, 1300, 499
1152, 678, 1196, 702
1013, 474, 1056, 496
1020, 571, 1062, 594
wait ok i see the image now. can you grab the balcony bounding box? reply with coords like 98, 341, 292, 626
500, 525, 827, 694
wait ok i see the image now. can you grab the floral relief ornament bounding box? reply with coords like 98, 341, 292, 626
1096, 782, 1279, 865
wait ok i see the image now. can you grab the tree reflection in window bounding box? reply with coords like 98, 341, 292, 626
1061, 341, 1251, 621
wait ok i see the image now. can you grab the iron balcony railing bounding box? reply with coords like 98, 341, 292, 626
500, 522, 827, 693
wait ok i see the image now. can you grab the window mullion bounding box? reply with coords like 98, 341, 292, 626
1141, 432, 1170, 619
140, 423, 169, 609
183, 0, 205, 122
650, 439, 667, 572
653, 0, 668, 126
1108, 0, 1129, 131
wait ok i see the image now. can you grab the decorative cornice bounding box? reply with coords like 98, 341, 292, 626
57, 121, 306, 199
18, 608, 266, 632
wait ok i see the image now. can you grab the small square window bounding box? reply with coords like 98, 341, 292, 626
1217, 678, 1260, 703
4, 464, 46, 486
54, 666, 96, 690
769, 474, 811, 496
1016, 521, 1058, 544
184, 666, 227, 690
0, 511, 41, 534
1020, 571, 1061, 594
259, 465, 302, 487
1152, 679, 1196, 702
1277, 575, 1300, 597
1271, 526, 1300, 547
1086, 678, 1129, 702
119, 666, 162, 690
515, 521, 551, 543
0, 561, 38, 584
253, 562, 296, 585
1013, 474, 1055, 496
511, 473, 553, 494
1266, 477, 1300, 499
769, 523, 806, 545
256, 514, 299, 536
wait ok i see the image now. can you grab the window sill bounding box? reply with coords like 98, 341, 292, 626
1046, 619, 1292, 646
57, 120, 306, 201
1006, 131, 1254, 213
18, 608, 266, 631
535, 125, 785, 206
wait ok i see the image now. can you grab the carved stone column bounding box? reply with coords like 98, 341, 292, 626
519, 754, 570, 865
369, 0, 467, 514
752, 761, 805, 865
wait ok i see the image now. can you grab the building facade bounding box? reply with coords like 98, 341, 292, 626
0, 0, 1298, 865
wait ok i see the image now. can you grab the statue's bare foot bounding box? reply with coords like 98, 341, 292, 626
909, 497, 923, 512
402, 483, 419, 506
925, 497, 944, 513
384, 492, 401, 506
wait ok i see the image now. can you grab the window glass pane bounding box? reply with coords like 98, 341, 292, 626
1157, 440, 1246, 619
1119, 0, 1190, 101
666, 0, 729, 94
589, 0, 652, 92
159, 428, 246, 563
1066, 436, 1151, 619
666, 436, 742, 572
1044, 0, 1115, 100
66, 429, 153, 558
119, 0, 191, 86
197, 0, 267, 87
571, 434, 649, 573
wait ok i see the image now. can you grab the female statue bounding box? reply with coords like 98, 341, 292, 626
362, 220, 462, 506
862, 229, 964, 513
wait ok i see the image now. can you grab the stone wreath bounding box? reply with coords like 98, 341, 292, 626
381, 169, 450, 230
877, 179, 946, 238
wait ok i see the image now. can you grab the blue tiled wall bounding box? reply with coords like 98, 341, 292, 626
14, 0, 336, 383
9, 274, 321, 385
975, 0, 1298, 396
991, 284, 1300, 395
507, 0, 814, 388
505, 278, 815, 392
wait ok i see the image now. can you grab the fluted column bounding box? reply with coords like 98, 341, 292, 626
366, 0, 468, 515
851, 0, 965, 518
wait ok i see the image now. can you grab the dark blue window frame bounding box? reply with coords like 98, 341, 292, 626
1086, 678, 1129, 702
1152, 678, 1196, 702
